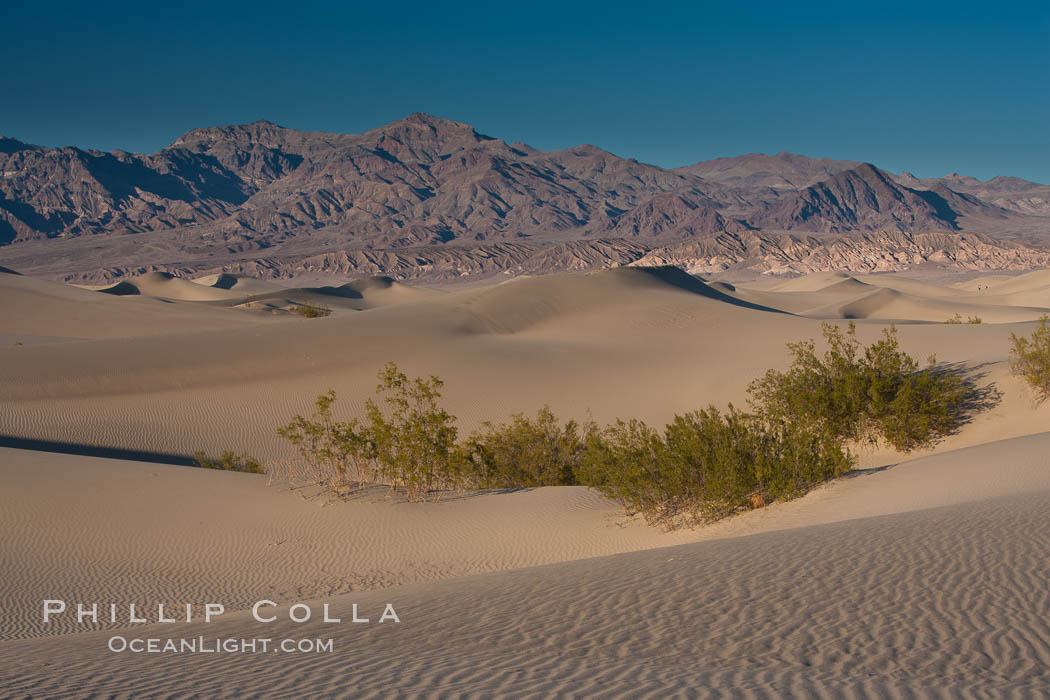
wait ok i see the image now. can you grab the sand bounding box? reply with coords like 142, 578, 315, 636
3, 264, 1050, 696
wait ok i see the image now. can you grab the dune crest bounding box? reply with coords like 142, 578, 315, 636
99, 271, 245, 301
192, 272, 288, 295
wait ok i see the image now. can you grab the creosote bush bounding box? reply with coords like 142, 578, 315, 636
747, 322, 972, 452
194, 450, 265, 474
577, 408, 852, 527
276, 390, 376, 491
294, 302, 332, 318
1010, 315, 1050, 401
945, 314, 982, 324
365, 363, 461, 499
463, 406, 586, 488
275, 324, 990, 525
277, 363, 460, 501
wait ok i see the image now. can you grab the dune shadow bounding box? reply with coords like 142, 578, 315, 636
926, 361, 1003, 437
291, 482, 538, 505
622, 266, 791, 314
0, 435, 197, 466
311, 285, 364, 300
209, 273, 240, 290
96, 281, 141, 295
841, 463, 895, 479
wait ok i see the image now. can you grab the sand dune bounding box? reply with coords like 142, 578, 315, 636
94, 271, 436, 315
237, 275, 440, 313
726, 269, 1050, 322
954, 273, 1018, 291
3, 432, 1050, 695
770, 270, 860, 292
193, 272, 289, 295
805, 285, 1049, 323
0, 446, 708, 641
0, 270, 443, 346
964, 268, 1050, 293
953, 269, 1050, 309
99, 271, 248, 301
0, 269, 277, 340
4, 264, 1050, 696
2, 266, 1048, 466
853, 273, 970, 298
0, 266, 847, 464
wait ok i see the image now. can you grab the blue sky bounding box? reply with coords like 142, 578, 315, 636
2, 1, 1048, 182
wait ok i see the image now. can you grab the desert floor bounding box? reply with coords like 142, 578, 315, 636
2, 264, 1050, 697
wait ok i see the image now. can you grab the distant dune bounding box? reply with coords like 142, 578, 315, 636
2, 265, 1048, 464
99, 271, 247, 301
770, 270, 861, 292
192, 272, 288, 295
0, 268, 277, 340
3, 263, 1050, 696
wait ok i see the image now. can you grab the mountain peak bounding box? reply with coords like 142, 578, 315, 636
379, 112, 480, 136
755, 162, 964, 233
850, 162, 884, 176
166, 120, 292, 151
0, 136, 40, 154
402, 112, 455, 125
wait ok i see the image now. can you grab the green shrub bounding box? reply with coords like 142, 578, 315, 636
862, 329, 970, 451
277, 364, 461, 500
194, 450, 265, 474
748, 322, 973, 452
576, 407, 853, 527
946, 314, 983, 324
576, 418, 672, 519
365, 363, 462, 500
747, 322, 870, 444
277, 390, 377, 490
463, 406, 584, 488
1010, 315, 1050, 401
294, 302, 332, 318
272, 334, 991, 526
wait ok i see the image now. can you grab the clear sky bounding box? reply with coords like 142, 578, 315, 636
3, 0, 1048, 182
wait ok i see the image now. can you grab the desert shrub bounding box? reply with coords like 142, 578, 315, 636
947, 314, 983, 324
277, 390, 378, 490
294, 302, 332, 318
576, 418, 672, 519
747, 322, 870, 444
1010, 315, 1050, 401
576, 407, 853, 527
271, 330, 987, 523
754, 416, 854, 500
365, 362, 461, 500
862, 329, 970, 451
194, 450, 265, 474
748, 322, 973, 452
277, 364, 461, 499
463, 406, 584, 488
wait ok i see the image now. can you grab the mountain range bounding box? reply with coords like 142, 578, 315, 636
1, 113, 1048, 283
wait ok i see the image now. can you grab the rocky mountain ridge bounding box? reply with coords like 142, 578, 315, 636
1, 113, 1046, 283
